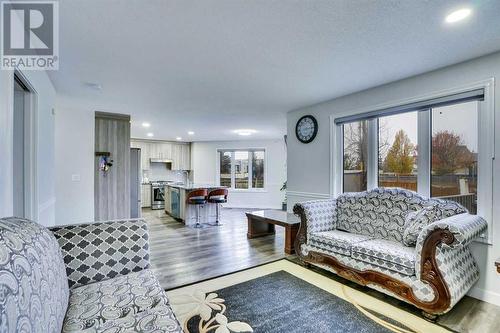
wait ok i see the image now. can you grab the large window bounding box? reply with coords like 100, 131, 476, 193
378, 112, 418, 191
234, 151, 249, 189
431, 101, 478, 213
336, 85, 493, 240
219, 151, 232, 187
343, 120, 368, 192
252, 151, 265, 189
218, 149, 265, 190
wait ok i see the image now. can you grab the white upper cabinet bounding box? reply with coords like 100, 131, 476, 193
131, 139, 190, 170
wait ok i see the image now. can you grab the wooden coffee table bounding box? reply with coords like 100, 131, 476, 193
246, 210, 300, 254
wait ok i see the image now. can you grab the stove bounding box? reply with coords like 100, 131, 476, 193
151, 181, 171, 210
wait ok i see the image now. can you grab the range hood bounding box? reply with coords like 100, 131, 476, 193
150, 158, 173, 164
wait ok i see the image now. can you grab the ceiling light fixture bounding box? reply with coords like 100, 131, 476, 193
147, 133, 154, 137
188, 131, 195, 135
176, 137, 182, 141
445, 8, 471, 23
233, 129, 257, 136
142, 122, 151, 128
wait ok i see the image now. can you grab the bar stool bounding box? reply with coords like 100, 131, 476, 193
186, 189, 208, 228
208, 188, 228, 226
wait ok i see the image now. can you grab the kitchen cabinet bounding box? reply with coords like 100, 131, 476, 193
131, 141, 151, 170
141, 184, 151, 208
171, 144, 181, 170
180, 144, 191, 170
131, 139, 191, 171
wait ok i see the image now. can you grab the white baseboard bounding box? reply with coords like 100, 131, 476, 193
287, 191, 331, 199
468, 286, 500, 307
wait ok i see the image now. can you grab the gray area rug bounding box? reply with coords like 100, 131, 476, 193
186, 270, 415, 333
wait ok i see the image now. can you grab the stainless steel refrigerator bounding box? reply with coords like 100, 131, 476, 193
130, 148, 141, 218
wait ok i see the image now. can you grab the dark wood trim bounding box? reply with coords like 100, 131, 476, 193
495, 258, 500, 274
293, 204, 453, 315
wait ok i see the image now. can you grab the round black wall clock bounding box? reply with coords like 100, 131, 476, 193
295, 115, 318, 143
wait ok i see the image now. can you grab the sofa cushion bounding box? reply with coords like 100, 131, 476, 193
62, 269, 182, 332
51, 219, 150, 289
0, 217, 69, 333
402, 200, 468, 246
351, 238, 416, 276
309, 230, 373, 256
336, 188, 429, 243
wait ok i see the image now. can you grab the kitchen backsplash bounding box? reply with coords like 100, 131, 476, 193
145, 163, 187, 183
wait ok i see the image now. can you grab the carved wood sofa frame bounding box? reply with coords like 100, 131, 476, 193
293, 204, 454, 317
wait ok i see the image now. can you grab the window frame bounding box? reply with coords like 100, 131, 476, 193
331, 79, 495, 244
216, 148, 267, 192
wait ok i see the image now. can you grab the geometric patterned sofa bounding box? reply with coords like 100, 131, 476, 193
0, 217, 183, 332
293, 187, 487, 318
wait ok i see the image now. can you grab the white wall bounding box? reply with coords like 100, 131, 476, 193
55, 105, 95, 224
191, 139, 286, 209
287, 51, 500, 306
0, 69, 57, 226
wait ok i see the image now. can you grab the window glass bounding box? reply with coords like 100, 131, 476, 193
252, 151, 265, 188
378, 112, 418, 191
234, 151, 249, 189
343, 120, 368, 192
431, 101, 478, 213
219, 151, 232, 187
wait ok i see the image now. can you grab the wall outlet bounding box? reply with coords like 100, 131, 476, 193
71, 174, 81, 182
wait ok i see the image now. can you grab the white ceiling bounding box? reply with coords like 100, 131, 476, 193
49, 0, 500, 141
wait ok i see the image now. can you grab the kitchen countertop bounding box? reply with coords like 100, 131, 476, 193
166, 183, 227, 190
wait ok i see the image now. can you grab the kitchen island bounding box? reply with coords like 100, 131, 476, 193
164, 184, 227, 226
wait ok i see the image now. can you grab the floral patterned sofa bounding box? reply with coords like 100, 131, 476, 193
0, 217, 183, 332
293, 187, 487, 318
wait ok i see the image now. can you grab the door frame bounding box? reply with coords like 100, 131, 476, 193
14, 70, 38, 220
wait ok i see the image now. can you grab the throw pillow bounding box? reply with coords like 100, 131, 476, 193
402, 207, 439, 246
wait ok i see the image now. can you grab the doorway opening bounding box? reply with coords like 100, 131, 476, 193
13, 73, 36, 219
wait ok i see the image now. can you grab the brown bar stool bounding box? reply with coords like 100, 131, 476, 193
208, 188, 228, 226
186, 189, 208, 228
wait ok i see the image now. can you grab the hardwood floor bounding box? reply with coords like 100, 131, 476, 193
143, 207, 286, 290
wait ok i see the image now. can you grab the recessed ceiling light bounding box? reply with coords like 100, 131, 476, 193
147, 133, 154, 137
233, 129, 257, 136
445, 8, 471, 23
188, 131, 195, 135
176, 137, 182, 141
142, 122, 151, 128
